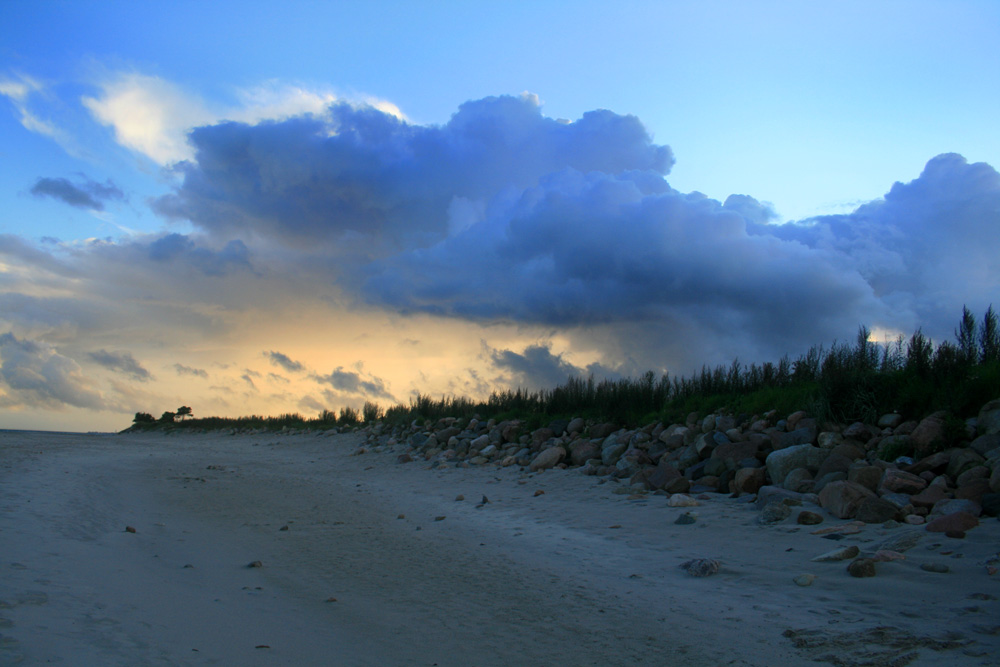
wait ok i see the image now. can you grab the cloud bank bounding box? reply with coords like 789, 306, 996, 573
30, 175, 124, 211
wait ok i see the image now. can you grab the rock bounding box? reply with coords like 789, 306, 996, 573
125, 525, 137, 533
880, 468, 927, 495
533, 489, 545, 497
855, 497, 899, 523
843, 422, 876, 441
905, 450, 952, 475
993, 467, 1000, 494
847, 558, 877, 577
755, 485, 804, 508
947, 449, 986, 480
601, 441, 628, 466
396, 453, 414, 464
904, 515, 925, 525
925, 511, 979, 534
566, 417, 585, 435
876, 435, 913, 461
930, 498, 981, 517
815, 453, 854, 481
569, 440, 602, 467
667, 494, 700, 507
797, 510, 824, 525
711, 441, 759, 467
793, 574, 816, 587
812, 545, 860, 562
977, 398, 1000, 435
646, 461, 686, 491
920, 563, 950, 573
817, 432, 843, 449
818, 480, 876, 519
970, 433, 1000, 456
910, 484, 951, 509
956, 478, 991, 502
455, 494, 464, 501
758, 502, 792, 524
847, 465, 882, 493
765, 444, 827, 488
910, 411, 948, 457
675, 512, 697, 525
873, 550, 906, 562
770, 427, 817, 450
878, 413, 903, 429
734, 467, 767, 495
876, 530, 924, 552
247, 560, 263, 568
679, 558, 719, 576
529, 446, 566, 471
782, 467, 814, 493
981, 493, 1000, 517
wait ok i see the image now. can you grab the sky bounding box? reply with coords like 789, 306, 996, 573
1, 0, 998, 432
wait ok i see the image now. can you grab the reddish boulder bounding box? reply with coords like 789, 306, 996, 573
910, 411, 947, 458
880, 469, 927, 495
910, 484, 951, 509
734, 467, 767, 495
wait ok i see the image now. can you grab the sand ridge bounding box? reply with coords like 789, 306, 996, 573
1, 429, 998, 665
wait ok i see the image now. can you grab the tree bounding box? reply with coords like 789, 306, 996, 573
159, 411, 176, 423
955, 305, 978, 365
980, 305, 999, 363
176, 406, 193, 421
133, 412, 155, 424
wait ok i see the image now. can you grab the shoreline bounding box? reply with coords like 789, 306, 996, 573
1, 429, 997, 665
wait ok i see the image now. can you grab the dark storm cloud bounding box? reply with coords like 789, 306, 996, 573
0, 332, 104, 409
312, 366, 395, 401
88, 349, 152, 381
146, 233, 253, 277
30, 175, 124, 211
152, 95, 672, 252
265, 350, 304, 372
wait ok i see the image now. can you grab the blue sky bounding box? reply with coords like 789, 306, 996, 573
1, 1, 998, 431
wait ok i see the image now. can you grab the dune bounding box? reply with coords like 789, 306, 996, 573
1, 429, 997, 666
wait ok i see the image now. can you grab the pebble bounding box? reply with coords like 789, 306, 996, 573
758, 503, 791, 524
247, 561, 263, 568
533, 489, 545, 497
434, 516, 446, 521
680, 558, 720, 577
876, 530, 924, 553
455, 494, 465, 501
793, 574, 816, 586
811, 521, 864, 536
125, 526, 137, 533
675, 512, 697, 525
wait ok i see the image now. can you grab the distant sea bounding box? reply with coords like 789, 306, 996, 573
0, 429, 118, 436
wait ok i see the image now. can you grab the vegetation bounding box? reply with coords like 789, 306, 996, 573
127, 306, 999, 434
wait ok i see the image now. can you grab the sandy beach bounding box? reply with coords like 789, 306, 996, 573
1, 429, 997, 666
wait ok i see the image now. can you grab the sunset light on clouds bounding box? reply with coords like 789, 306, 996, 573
1, 0, 998, 432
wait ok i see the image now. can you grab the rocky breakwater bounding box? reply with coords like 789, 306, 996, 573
357, 399, 1000, 536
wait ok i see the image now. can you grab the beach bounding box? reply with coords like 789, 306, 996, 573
1, 429, 997, 666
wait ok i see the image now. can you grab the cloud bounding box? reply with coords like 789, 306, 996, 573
488, 342, 586, 390
152, 94, 672, 253
312, 366, 395, 401
265, 350, 304, 372
0, 332, 104, 409
0, 73, 65, 143
174, 363, 208, 378
88, 349, 151, 381
30, 175, 124, 211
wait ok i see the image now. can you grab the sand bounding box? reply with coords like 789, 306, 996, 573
1, 429, 997, 666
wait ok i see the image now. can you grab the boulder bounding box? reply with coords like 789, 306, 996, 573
855, 497, 899, 523
930, 498, 981, 517
818, 480, 877, 519
783, 468, 815, 493
711, 441, 760, 468
925, 511, 979, 534
847, 465, 882, 493
766, 444, 827, 487
910, 411, 948, 457
977, 399, 1000, 436
946, 449, 985, 480
815, 453, 854, 481
566, 417, 585, 435
842, 422, 876, 441
569, 440, 602, 467
601, 441, 628, 466
529, 446, 566, 471
878, 413, 903, 429
880, 469, 927, 495
970, 433, 1000, 456
770, 427, 816, 450
646, 460, 685, 491
910, 484, 951, 509
589, 423, 618, 440
734, 467, 767, 495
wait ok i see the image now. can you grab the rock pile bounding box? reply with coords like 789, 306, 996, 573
357, 399, 1000, 533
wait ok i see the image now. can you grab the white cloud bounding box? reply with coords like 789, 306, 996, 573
80, 71, 406, 166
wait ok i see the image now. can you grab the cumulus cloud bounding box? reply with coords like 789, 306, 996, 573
312, 366, 395, 401
174, 363, 208, 378
152, 94, 672, 253
0, 332, 104, 409
88, 349, 151, 381
30, 175, 124, 211
265, 350, 304, 372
